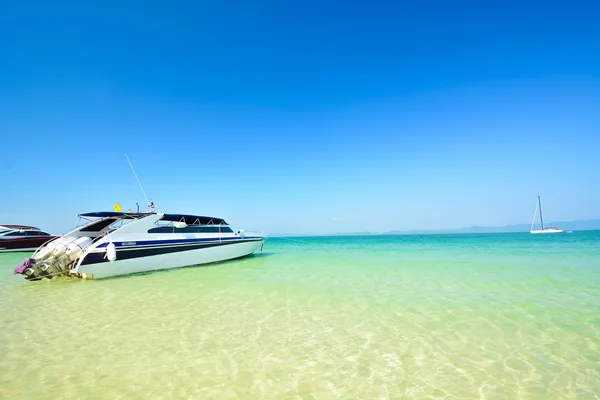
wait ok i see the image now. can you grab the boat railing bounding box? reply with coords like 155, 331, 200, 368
237, 231, 266, 239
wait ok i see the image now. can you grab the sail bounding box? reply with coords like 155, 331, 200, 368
538, 196, 545, 230
530, 200, 538, 231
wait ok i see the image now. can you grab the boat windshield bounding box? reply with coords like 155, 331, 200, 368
75, 214, 149, 235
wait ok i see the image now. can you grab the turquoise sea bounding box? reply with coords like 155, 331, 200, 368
1, 231, 599, 399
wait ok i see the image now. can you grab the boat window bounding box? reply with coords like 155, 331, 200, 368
26, 231, 51, 236
148, 226, 234, 233
5, 231, 23, 236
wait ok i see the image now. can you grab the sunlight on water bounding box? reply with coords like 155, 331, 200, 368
1, 232, 599, 398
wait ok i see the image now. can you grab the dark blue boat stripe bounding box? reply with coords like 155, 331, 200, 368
96, 236, 263, 248
80, 239, 262, 265
115, 239, 262, 252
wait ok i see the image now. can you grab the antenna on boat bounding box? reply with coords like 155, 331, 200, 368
125, 153, 151, 208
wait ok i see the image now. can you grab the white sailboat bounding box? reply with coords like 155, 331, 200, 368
530, 196, 564, 234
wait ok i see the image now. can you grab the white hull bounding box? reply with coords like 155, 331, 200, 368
77, 239, 264, 279
14, 211, 266, 281
530, 229, 564, 234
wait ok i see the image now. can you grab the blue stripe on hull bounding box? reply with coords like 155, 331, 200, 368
81, 239, 262, 265
95, 236, 263, 248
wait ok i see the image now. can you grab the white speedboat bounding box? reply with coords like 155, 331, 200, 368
530, 196, 564, 234
14, 211, 265, 280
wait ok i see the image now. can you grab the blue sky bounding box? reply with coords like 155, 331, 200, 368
1, 0, 599, 234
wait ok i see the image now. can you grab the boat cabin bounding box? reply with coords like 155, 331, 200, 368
74, 212, 233, 237
0, 225, 53, 239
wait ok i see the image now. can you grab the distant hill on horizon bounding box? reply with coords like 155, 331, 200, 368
384, 218, 600, 235
268, 219, 600, 237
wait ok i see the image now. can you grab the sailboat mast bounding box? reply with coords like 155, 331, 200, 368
538, 196, 545, 230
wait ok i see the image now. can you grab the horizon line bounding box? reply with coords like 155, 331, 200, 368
266, 218, 600, 237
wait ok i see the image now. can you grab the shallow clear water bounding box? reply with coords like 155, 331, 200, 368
1, 232, 599, 399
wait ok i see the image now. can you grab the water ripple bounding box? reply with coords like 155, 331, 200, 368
1, 233, 600, 398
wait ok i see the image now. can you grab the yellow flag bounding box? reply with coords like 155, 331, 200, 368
114, 202, 122, 212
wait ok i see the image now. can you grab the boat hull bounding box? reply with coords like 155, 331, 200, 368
76, 238, 264, 279
0, 237, 58, 252
530, 229, 564, 234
